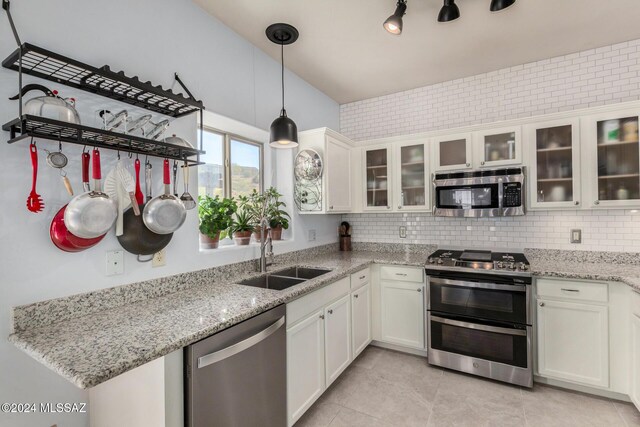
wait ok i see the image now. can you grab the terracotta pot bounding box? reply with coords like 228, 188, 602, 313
270, 225, 283, 240
200, 232, 221, 249
252, 226, 264, 242
233, 230, 252, 246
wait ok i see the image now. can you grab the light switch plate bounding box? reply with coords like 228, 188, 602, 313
106, 250, 124, 276
399, 226, 407, 238
152, 249, 166, 267
570, 229, 582, 244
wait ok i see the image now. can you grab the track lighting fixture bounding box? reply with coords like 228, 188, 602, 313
383, 0, 407, 35
384, 0, 516, 33
490, 0, 516, 12
437, 0, 460, 22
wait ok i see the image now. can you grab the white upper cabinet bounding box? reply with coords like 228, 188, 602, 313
582, 109, 640, 208
297, 128, 354, 214
394, 140, 429, 211
526, 118, 581, 209
432, 132, 473, 172
363, 145, 393, 211
473, 125, 523, 168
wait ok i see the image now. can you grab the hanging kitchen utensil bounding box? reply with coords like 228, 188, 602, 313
50, 158, 105, 252
134, 158, 144, 205
60, 170, 73, 196
26, 141, 44, 213
44, 142, 68, 169
117, 164, 140, 214
180, 161, 196, 210
105, 160, 131, 237
145, 119, 170, 140
64, 149, 118, 239
142, 159, 187, 234
172, 161, 179, 197
81, 151, 91, 192
118, 160, 173, 259
9, 84, 81, 125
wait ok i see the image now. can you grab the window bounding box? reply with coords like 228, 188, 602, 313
198, 128, 263, 198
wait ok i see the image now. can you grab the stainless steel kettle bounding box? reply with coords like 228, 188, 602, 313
10, 84, 81, 125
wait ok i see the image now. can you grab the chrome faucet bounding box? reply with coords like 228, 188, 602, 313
259, 217, 273, 273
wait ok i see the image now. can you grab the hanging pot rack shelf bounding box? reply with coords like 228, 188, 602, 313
2, 40, 206, 164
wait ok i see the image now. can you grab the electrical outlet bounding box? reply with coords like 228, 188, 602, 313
308, 229, 316, 241
106, 250, 124, 276
399, 226, 407, 238
152, 249, 166, 267
570, 229, 582, 244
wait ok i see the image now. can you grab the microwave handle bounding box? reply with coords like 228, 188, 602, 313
430, 315, 527, 336
498, 179, 504, 209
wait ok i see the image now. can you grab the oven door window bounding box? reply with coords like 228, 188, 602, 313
435, 184, 499, 209
430, 316, 529, 368
429, 281, 527, 324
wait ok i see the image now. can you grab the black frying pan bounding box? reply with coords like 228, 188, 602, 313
117, 161, 173, 260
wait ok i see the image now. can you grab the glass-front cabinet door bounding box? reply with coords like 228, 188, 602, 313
394, 141, 429, 211
363, 145, 392, 211
527, 118, 581, 209
584, 110, 640, 207
432, 133, 472, 171
474, 126, 522, 168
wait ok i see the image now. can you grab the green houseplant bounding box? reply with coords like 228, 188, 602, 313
265, 187, 290, 240
198, 196, 237, 249
229, 205, 254, 245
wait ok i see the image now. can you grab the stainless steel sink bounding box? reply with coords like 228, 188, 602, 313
271, 266, 333, 280
237, 274, 306, 291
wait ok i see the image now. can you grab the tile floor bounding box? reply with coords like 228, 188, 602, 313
295, 346, 640, 427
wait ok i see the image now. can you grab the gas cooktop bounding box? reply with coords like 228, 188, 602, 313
426, 249, 531, 276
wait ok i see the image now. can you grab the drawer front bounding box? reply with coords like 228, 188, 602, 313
633, 291, 640, 317
537, 278, 608, 303
380, 265, 424, 283
350, 268, 370, 289
287, 277, 350, 327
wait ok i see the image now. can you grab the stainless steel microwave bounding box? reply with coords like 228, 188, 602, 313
433, 167, 525, 217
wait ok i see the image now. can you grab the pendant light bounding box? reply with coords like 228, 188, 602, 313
438, 0, 460, 22
266, 23, 299, 149
383, 0, 407, 35
490, 0, 516, 12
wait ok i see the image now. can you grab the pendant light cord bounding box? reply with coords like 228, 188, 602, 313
281, 42, 285, 114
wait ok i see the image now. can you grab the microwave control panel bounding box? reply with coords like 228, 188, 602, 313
503, 182, 522, 207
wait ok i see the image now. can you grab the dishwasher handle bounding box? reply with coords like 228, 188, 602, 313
198, 316, 285, 368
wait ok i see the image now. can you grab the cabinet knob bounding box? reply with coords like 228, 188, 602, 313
466, 163, 470, 167
480, 161, 485, 165
398, 205, 402, 209
594, 200, 600, 205
539, 302, 545, 307
319, 314, 325, 319
359, 275, 366, 280
417, 288, 422, 292
386, 206, 391, 209
574, 201, 579, 205
328, 309, 333, 315
329, 205, 334, 210
354, 294, 359, 298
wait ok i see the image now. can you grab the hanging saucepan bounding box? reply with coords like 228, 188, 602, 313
64, 149, 118, 239
9, 84, 81, 124
117, 160, 172, 259
50, 153, 105, 252
142, 159, 187, 234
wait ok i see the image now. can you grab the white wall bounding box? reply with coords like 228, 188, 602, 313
0, 1, 339, 426
340, 39, 640, 252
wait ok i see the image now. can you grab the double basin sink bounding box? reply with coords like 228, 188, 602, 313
236, 266, 333, 291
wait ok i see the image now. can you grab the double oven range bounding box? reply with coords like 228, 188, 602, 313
426, 249, 533, 388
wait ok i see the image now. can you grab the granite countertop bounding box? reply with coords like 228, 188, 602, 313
8, 248, 640, 389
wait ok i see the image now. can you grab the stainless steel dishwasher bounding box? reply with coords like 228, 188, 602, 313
185, 304, 286, 427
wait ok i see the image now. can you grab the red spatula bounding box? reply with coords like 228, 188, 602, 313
26, 142, 44, 213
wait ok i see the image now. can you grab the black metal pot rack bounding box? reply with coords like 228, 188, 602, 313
2, 0, 206, 165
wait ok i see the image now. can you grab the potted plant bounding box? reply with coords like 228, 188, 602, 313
198, 196, 237, 249
266, 187, 290, 240
229, 206, 254, 245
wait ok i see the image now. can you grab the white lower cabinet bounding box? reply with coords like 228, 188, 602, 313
380, 277, 425, 350
324, 294, 352, 386
631, 310, 640, 410
351, 282, 372, 358
537, 298, 609, 387
287, 310, 325, 425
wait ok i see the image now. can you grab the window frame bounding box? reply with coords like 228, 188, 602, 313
200, 125, 264, 198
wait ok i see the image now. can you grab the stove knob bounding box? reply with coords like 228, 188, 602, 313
428, 258, 435, 264
437, 258, 444, 265
497, 261, 504, 269
519, 263, 528, 271
508, 262, 516, 270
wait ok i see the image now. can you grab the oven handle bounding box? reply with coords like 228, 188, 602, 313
430, 315, 527, 336
429, 277, 526, 292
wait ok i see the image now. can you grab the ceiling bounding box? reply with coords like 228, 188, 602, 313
195, 0, 640, 104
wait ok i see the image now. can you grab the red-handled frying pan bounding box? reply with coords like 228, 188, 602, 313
50, 152, 106, 252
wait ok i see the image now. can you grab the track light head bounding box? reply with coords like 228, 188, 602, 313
383, 0, 407, 35
490, 0, 516, 12
438, 0, 460, 22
